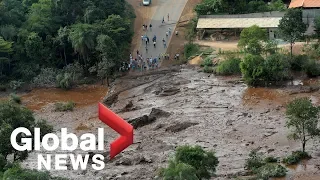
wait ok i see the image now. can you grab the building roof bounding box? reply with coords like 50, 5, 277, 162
289, 0, 320, 8
196, 17, 282, 29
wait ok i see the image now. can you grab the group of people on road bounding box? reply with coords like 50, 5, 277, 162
127, 51, 159, 72
125, 13, 180, 73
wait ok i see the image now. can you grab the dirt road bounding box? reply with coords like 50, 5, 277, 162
129, 0, 188, 62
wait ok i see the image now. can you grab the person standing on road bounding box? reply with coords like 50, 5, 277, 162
162, 38, 166, 48
167, 13, 169, 21
166, 31, 169, 37
162, 17, 165, 23
147, 36, 150, 44
168, 27, 172, 35
149, 24, 152, 31
137, 50, 139, 56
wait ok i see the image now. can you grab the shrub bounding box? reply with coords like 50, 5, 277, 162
245, 150, 265, 172
290, 54, 308, 71
9, 80, 23, 90
263, 53, 290, 82
175, 145, 219, 179
56, 73, 73, 90
33, 68, 59, 87
2, 164, 67, 180
9, 93, 21, 104
302, 58, 320, 77
264, 156, 278, 163
35, 119, 53, 137
256, 163, 287, 180
240, 54, 265, 86
282, 151, 311, 165
201, 56, 213, 67
54, 101, 75, 112
203, 65, 214, 73
216, 57, 241, 75
240, 53, 291, 86
184, 43, 200, 59
158, 160, 198, 180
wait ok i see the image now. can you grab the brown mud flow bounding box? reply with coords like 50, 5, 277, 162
20, 85, 108, 111
272, 160, 320, 180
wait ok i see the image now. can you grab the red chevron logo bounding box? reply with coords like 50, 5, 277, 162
98, 103, 133, 159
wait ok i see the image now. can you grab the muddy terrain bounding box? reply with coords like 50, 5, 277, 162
16, 65, 320, 180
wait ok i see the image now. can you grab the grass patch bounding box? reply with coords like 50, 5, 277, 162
282, 151, 311, 165
9, 93, 21, 104
54, 101, 75, 112
216, 56, 241, 75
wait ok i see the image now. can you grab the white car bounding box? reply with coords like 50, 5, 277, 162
142, 0, 151, 6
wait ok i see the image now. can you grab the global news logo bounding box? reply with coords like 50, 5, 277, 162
9, 103, 133, 170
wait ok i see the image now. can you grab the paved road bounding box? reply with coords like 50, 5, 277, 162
138, 0, 188, 66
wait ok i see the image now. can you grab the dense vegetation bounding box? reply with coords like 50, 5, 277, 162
245, 150, 286, 180
195, 0, 286, 15
158, 145, 219, 180
0, 101, 59, 178
0, 0, 135, 89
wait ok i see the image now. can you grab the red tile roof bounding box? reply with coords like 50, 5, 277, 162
289, 0, 320, 8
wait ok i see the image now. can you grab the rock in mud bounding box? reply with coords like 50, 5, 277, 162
115, 157, 132, 166
128, 108, 170, 129
149, 108, 171, 119
128, 115, 156, 129
165, 122, 199, 132
103, 93, 118, 106
159, 87, 180, 96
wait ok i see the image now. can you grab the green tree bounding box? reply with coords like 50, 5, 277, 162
238, 25, 267, 55
55, 27, 69, 65
286, 97, 320, 152
240, 54, 265, 86
24, 32, 44, 63
279, 9, 307, 58
263, 53, 290, 82
175, 145, 219, 179
68, 23, 96, 72
269, 0, 286, 11
0, 101, 53, 160
26, 0, 59, 37
314, 16, 320, 41
158, 160, 198, 180
0, 37, 13, 76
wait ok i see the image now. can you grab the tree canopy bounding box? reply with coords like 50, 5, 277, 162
286, 98, 320, 152
0, 0, 135, 87
278, 8, 307, 58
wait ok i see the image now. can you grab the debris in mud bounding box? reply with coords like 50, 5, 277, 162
153, 123, 165, 130
288, 85, 320, 95
128, 115, 156, 129
104, 93, 118, 106
158, 87, 181, 96
165, 122, 199, 132
149, 108, 171, 119
128, 108, 171, 129
119, 100, 141, 112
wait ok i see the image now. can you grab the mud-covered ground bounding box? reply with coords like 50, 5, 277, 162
20, 65, 320, 180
